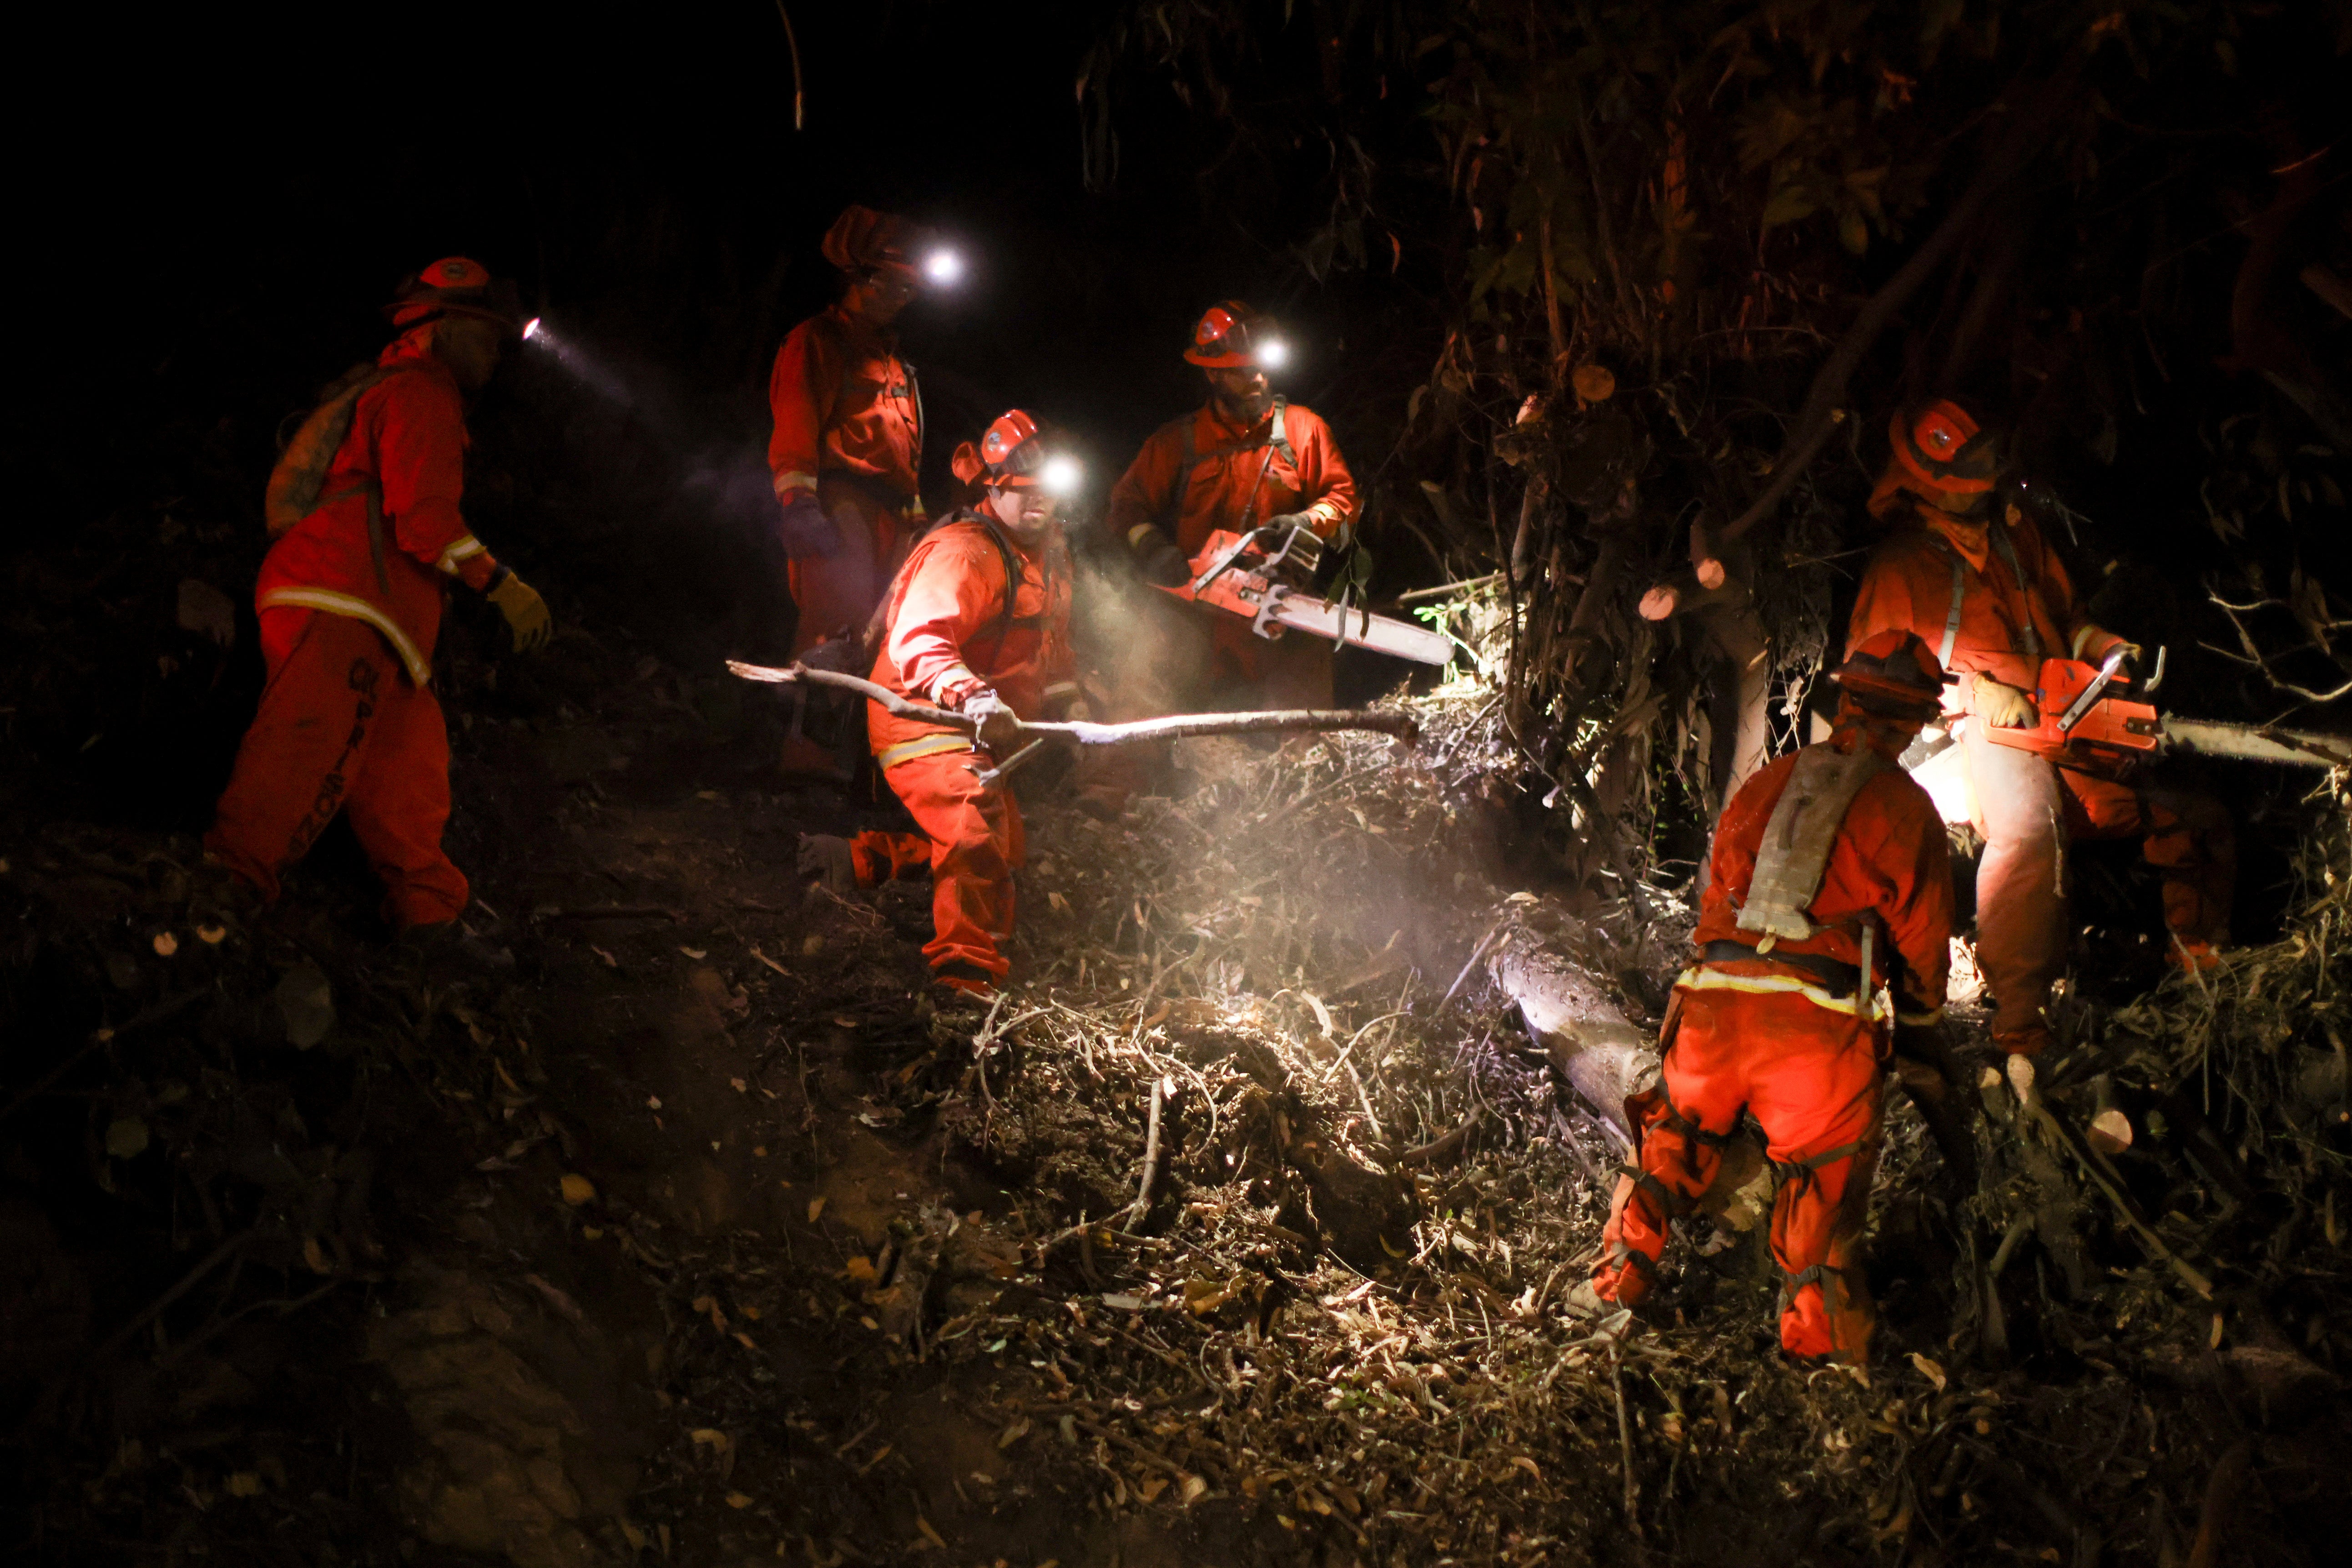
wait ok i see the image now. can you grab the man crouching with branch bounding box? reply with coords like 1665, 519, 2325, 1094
801, 412, 1081, 999
1574, 633, 1956, 1365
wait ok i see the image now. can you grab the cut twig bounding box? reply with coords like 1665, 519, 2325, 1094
1440, 916, 1510, 1011
1120, 1076, 1171, 1233
1390, 1109, 1483, 1170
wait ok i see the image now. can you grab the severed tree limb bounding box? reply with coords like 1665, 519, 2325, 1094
725, 660, 1421, 746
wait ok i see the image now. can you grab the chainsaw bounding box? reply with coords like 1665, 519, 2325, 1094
1983, 647, 2352, 771
1152, 525, 1454, 666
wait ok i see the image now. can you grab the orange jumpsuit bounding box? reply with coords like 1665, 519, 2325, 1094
767, 304, 923, 655
1104, 398, 1358, 701
207, 334, 504, 929
1847, 502, 2232, 1052
1594, 727, 1953, 1362
851, 514, 1075, 988
1084, 400, 1357, 807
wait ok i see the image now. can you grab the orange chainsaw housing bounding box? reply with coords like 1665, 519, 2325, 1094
1151, 528, 1294, 636
1982, 657, 2162, 773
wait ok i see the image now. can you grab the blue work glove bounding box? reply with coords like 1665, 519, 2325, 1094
777, 492, 842, 560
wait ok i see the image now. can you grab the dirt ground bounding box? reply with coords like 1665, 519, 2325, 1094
4, 618, 2348, 1568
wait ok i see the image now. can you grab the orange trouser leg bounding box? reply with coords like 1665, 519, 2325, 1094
207, 610, 468, 927
1594, 993, 1743, 1304
875, 749, 1023, 980
2060, 770, 2236, 944
1739, 996, 1886, 1362
786, 482, 901, 657
1961, 722, 2066, 1053
341, 660, 468, 929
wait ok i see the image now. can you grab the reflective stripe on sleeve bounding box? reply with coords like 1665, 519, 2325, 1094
436, 534, 487, 576
1125, 522, 1161, 550
258, 587, 433, 686
772, 470, 819, 498
878, 732, 976, 771
1042, 681, 1080, 702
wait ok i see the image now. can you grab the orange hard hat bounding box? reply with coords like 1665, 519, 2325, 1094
951, 409, 1080, 494
1832, 630, 1950, 721
1875, 398, 2006, 519
1184, 301, 1288, 370
385, 257, 522, 333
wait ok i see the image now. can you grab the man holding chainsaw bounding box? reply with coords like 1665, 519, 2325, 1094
206, 257, 552, 943
1579, 631, 1957, 1365
767, 205, 941, 776
799, 412, 1081, 998
1085, 303, 1361, 808
1846, 398, 2234, 1057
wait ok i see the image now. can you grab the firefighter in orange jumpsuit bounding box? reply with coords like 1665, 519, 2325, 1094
1846, 399, 2233, 1056
768, 205, 942, 775
1085, 302, 1358, 809
1578, 631, 1956, 1364
811, 412, 1080, 996
206, 257, 552, 936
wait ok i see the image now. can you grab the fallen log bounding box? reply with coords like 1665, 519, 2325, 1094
1488, 929, 1658, 1138
725, 660, 1420, 747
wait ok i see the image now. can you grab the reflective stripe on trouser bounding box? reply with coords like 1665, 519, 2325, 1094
785, 476, 908, 656
1960, 721, 2234, 1051
858, 747, 1025, 980
1594, 984, 1884, 1362
205, 607, 468, 929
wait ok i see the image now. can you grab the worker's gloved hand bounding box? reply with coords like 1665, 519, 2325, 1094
1252, 516, 1322, 587
960, 690, 1023, 755
486, 572, 553, 652
776, 492, 842, 560
1130, 527, 1193, 587
1970, 672, 2037, 729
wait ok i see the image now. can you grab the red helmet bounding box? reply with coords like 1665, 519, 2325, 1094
1880, 398, 2005, 518
951, 409, 1079, 493
385, 257, 522, 333
1831, 630, 1949, 722
820, 205, 943, 277
1184, 301, 1288, 370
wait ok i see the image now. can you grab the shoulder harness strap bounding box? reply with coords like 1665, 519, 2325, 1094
1986, 517, 2042, 664
1931, 535, 1968, 671
1736, 746, 1894, 943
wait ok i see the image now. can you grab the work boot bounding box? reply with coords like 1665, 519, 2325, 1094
932, 959, 999, 1004
797, 834, 860, 896
1560, 1278, 1635, 1341
187, 858, 263, 937
399, 919, 515, 971
2165, 936, 2225, 975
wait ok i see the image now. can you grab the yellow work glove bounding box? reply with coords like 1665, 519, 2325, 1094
487, 571, 553, 652
1970, 671, 2037, 729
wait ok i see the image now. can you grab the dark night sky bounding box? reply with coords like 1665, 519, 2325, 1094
23, 0, 1386, 530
